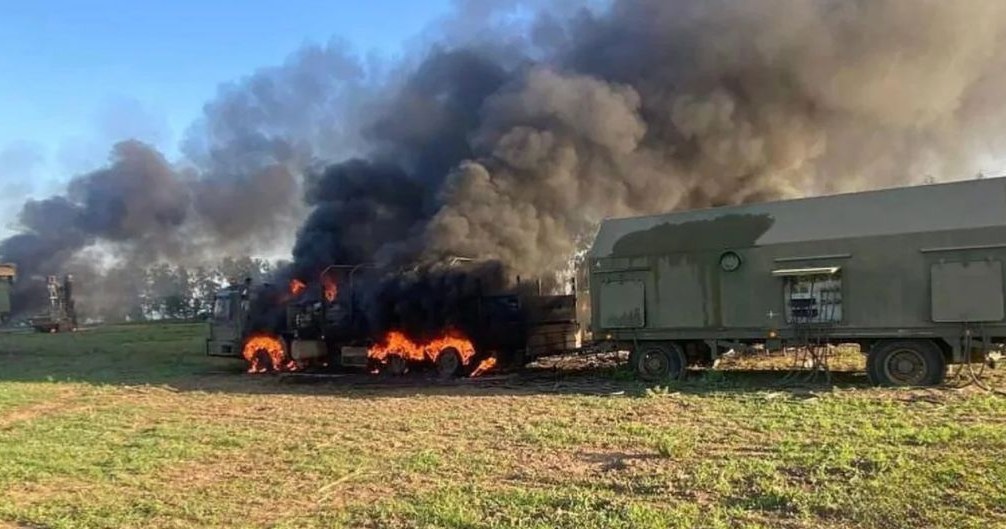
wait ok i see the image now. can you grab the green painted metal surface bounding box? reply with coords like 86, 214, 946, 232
0, 281, 10, 315
0, 263, 14, 320
588, 177, 1006, 344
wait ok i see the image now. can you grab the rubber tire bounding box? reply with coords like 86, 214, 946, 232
435, 347, 462, 378
866, 340, 946, 387
633, 342, 687, 382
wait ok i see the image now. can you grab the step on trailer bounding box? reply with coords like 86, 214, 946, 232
585, 177, 1006, 386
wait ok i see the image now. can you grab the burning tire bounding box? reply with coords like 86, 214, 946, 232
435, 346, 462, 378
242, 333, 295, 373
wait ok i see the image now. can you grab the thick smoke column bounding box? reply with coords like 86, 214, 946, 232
419, 0, 1006, 278
293, 0, 1006, 286
290, 48, 511, 274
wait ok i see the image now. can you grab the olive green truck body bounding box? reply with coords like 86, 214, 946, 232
586, 177, 1006, 383
0, 264, 14, 324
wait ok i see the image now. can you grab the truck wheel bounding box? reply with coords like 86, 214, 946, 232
435, 347, 462, 378
634, 342, 686, 382
385, 355, 408, 376
867, 340, 946, 387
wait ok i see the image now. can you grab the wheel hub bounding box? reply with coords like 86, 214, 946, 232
641, 351, 669, 377
884, 349, 926, 385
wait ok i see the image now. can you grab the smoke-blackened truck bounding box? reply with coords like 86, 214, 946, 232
207, 263, 582, 377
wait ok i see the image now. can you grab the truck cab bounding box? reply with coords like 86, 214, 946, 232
206, 281, 251, 358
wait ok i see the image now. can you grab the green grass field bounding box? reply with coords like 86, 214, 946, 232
1, 323, 1005, 528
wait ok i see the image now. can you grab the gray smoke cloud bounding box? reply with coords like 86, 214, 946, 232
414, 0, 1006, 280
290, 0, 1006, 288
0, 40, 377, 316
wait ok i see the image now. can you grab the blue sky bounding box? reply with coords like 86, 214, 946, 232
0, 0, 453, 203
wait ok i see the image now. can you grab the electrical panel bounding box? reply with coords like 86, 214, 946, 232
784, 274, 843, 324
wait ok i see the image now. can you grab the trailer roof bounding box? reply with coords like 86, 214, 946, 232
591, 177, 1006, 257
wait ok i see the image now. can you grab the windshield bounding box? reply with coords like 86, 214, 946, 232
213, 296, 232, 321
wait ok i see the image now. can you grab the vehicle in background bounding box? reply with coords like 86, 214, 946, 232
0, 263, 15, 324
29, 275, 77, 333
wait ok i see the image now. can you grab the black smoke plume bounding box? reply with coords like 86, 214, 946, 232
290, 0, 1006, 287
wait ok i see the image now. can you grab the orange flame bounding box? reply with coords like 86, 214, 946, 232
368, 330, 476, 368
470, 356, 497, 377
289, 279, 307, 296
242, 333, 296, 373
322, 276, 338, 303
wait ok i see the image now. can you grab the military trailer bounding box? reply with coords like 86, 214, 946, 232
586, 177, 1006, 386
0, 263, 15, 324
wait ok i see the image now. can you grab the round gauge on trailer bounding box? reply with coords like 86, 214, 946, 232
720, 251, 742, 272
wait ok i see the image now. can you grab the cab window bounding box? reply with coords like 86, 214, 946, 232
213, 296, 232, 320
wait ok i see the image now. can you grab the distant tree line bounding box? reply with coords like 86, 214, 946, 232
80, 256, 283, 323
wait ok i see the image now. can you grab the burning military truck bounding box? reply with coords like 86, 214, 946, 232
207, 262, 582, 377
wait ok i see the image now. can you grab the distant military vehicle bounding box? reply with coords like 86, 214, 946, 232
0, 263, 15, 324
30, 275, 77, 333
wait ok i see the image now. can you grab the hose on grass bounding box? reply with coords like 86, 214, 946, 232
956, 325, 1006, 397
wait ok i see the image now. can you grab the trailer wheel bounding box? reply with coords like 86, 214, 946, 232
435, 347, 462, 378
867, 340, 946, 387
634, 342, 686, 382
385, 354, 409, 376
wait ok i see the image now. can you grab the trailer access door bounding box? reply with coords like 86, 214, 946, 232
598, 279, 646, 328
930, 260, 1005, 323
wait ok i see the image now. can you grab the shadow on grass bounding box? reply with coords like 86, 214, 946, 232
0, 322, 875, 399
